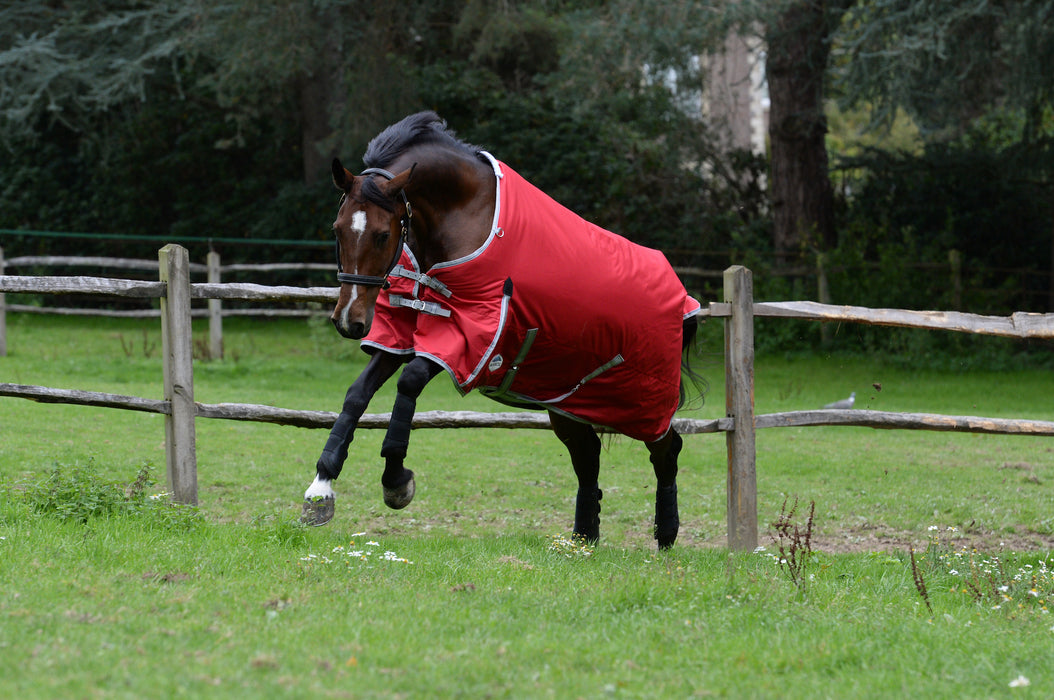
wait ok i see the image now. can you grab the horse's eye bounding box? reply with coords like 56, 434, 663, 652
373, 231, 390, 249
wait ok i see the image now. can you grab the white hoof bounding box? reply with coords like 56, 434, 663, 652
302, 476, 336, 525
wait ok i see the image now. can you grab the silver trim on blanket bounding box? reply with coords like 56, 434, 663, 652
429, 152, 504, 273
461, 285, 513, 388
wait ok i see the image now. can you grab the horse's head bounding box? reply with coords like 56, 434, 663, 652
329, 158, 413, 339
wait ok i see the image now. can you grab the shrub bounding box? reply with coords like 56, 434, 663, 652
18, 461, 200, 529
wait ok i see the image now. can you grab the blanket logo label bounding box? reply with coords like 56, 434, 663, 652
488, 354, 504, 372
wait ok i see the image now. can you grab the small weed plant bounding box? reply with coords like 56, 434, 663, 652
913, 526, 1053, 620
117, 329, 157, 358
762, 496, 816, 589
909, 546, 933, 614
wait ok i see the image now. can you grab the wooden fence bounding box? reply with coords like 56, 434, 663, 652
3, 244, 1054, 550
0, 248, 334, 360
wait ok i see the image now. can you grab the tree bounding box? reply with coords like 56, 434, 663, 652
763, 0, 852, 259
1, 0, 766, 266
834, 0, 1054, 140
0, 1, 453, 186
832, 0, 1054, 311
0, 2, 193, 142
420, 0, 760, 254
186, 0, 457, 184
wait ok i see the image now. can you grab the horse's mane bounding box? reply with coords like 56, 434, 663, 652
360, 111, 481, 210
363, 111, 479, 168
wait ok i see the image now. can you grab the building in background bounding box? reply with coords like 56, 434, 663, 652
703, 32, 768, 156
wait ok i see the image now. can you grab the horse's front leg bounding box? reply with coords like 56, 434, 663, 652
647, 428, 683, 550
549, 412, 603, 544
301, 350, 404, 525
379, 356, 444, 509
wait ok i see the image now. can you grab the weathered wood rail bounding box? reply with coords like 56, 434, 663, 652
0, 248, 336, 359
6, 381, 1052, 436
3, 246, 1054, 550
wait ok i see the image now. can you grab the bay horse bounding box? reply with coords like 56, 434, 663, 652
302, 111, 702, 549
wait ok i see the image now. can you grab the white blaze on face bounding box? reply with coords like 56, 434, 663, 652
338, 209, 370, 331
339, 286, 358, 331
350, 210, 367, 238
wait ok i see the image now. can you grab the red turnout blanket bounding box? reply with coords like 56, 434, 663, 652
362, 154, 700, 442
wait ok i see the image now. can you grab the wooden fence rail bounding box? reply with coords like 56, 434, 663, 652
3, 246, 1054, 550
6, 381, 1053, 436
0, 248, 337, 359
5, 248, 1053, 354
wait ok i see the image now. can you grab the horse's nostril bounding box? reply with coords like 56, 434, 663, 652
330, 316, 365, 340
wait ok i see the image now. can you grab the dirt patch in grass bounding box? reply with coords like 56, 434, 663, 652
810, 526, 1054, 554
565, 520, 1054, 554
679, 526, 1054, 554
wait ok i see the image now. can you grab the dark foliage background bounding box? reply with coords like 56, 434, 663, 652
1, 1, 1051, 361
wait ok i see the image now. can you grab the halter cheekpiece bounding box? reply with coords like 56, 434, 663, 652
334, 166, 413, 289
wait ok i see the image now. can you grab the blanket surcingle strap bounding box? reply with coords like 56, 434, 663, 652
391, 265, 452, 297
388, 294, 452, 317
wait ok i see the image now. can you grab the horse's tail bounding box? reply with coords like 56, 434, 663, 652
678, 314, 709, 410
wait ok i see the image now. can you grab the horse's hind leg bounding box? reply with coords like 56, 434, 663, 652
302, 350, 403, 526
647, 428, 683, 549
549, 412, 603, 544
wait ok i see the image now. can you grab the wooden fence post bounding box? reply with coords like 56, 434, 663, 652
159, 244, 198, 505
0, 246, 7, 357
207, 251, 223, 360
724, 265, 758, 550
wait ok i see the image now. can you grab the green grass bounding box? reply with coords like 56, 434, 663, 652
1, 493, 1052, 699
2, 314, 1054, 698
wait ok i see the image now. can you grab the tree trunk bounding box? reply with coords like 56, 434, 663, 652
765, 1, 847, 261
298, 8, 343, 185
299, 71, 336, 185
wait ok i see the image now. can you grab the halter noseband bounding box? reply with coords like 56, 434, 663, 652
334, 166, 412, 289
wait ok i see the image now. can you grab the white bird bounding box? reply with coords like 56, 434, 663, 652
822, 391, 855, 410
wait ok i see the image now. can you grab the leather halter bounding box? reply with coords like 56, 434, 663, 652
334, 167, 412, 289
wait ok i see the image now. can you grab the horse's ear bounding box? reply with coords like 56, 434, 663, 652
380, 163, 416, 198
332, 158, 351, 190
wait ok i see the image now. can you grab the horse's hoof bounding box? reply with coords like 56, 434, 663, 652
656, 533, 677, 550
383, 473, 415, 510
301, 497, 335, 526
655, 519, 678, 549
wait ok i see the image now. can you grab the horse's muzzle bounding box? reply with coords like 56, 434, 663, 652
332, 316, 367, 340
